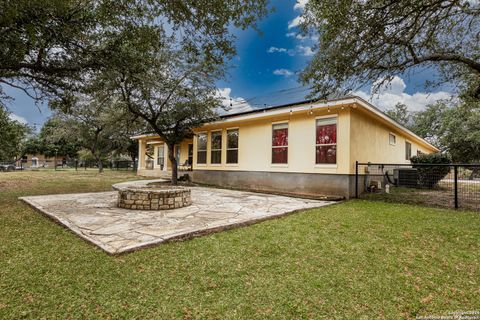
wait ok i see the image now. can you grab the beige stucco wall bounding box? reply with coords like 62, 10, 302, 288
193, 108, 351, 174
349, 108, 437, 173
178, 140, 192, 166
135, 101, 438, 177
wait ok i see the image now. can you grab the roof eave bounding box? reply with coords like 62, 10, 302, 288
351, 96, 439, 152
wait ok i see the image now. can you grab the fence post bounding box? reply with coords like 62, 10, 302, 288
454, 165, 458, 209
355, 161, 359, 199
75, 160, 78, 171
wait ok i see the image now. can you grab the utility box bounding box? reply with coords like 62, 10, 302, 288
394, 168, 418, 187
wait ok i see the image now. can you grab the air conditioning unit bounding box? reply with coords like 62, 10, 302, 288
393, 168, 418, 187
370, 180, 382, 190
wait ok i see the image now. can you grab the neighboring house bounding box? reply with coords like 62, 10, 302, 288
131, 96, 438, 198
19, 154, 67, 169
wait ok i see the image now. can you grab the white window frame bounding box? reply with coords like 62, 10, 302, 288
315, 116, 338, 167
210, 130, 223, 165
389, 132, 397, 145
405, 140, 412, 161
226, 128, 239, 166
271, 121, 289, 166
157, 144, 165, 167
196, 132, 207, 165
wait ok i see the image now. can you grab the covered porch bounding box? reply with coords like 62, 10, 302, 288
136, 135, 194, 177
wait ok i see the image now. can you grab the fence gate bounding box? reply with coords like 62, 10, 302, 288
355, 162, 480, 211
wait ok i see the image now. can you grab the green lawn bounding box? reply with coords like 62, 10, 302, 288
0, 171, 479, 319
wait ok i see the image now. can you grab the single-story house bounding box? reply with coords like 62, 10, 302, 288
18, 154, 67, 169
131, 96, 438, 198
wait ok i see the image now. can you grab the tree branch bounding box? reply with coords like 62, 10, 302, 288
414, 54, 480, 73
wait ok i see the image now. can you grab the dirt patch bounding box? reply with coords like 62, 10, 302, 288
0, 176, 35, 192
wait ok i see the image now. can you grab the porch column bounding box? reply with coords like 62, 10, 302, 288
138, 139, 146, 170
163, 143, 169, 171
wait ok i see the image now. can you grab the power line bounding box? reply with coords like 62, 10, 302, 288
223, 85, 312, 108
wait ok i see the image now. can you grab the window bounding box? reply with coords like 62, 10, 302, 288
197, 133, 207, 164
174, 145, 180, 164
272, 123, 288, 164
227, 129, 239, 164
389, 133, 396, 145
31, 157, 38, 167
211, 131, 222, 164
316, 118, 337, 164
157, 145, 164, 168
145, 145, 154, 170
188, 144, 193, 165
405, 141, 412, 160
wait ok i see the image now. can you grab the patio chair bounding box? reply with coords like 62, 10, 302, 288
178, 160, 192, 171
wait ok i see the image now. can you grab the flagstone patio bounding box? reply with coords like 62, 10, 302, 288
20, 182, 336, 254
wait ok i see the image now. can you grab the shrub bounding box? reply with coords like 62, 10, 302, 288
410, 153, 451, 188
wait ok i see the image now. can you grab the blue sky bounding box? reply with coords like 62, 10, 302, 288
6, 0, 453, 127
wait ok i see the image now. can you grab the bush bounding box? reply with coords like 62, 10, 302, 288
410, 153, 451, 188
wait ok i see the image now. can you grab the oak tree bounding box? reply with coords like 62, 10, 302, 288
301, 0, 480, 99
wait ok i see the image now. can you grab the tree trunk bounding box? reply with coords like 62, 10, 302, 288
130, 154, 137, 170
167, 143, 178, 185
469, 167, 478, 180
96, 157, 103, 173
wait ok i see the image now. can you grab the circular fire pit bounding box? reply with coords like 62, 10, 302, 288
113, 181, 191, 210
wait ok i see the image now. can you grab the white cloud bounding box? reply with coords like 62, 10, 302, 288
8, 113, 28, 124
286, 31, 319, 42
273, 69, 294, 77
267, 46, 287, 53
289, 0, 308, 29
354, 76, 453, 112
288, 15, 304, 29
286, 32, 306, 40
295, 45, 314, 56
268, 44, 314, 57
294, 0, 308, 10
216, 88, 253, 115
373, 76, 406, 95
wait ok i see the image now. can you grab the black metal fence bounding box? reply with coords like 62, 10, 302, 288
1, 159, 137, 171
355, 162, 480, 211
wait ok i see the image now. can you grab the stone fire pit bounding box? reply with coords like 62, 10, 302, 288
113, 180, 191, 210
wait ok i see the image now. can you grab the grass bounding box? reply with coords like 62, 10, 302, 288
361, 184, 480, 211
1, 170, 479, 319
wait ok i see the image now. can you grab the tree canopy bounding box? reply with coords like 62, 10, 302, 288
384, 103, 413, 128
436, 96, 480, 163
301, 0, 480, 99
90, 25, 221, 182
50, 94, 145, 172
2, 0, 268, 179
0, 0, 268, 104
385, 91, 480, 164
22, 118, 80, 158
0, 106, 29, 161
